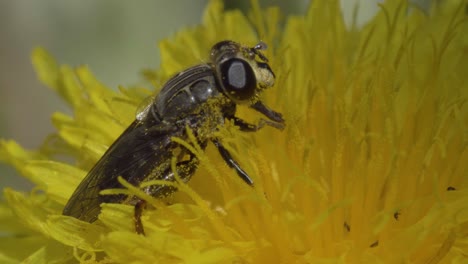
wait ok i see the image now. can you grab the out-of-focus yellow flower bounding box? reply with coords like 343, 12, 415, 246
1, 0, 467, 263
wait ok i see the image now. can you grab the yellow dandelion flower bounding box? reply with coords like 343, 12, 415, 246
1, 0, 467, 263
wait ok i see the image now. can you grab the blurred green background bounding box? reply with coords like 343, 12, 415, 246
0, 0, 431, 191
0, 0, 208, 190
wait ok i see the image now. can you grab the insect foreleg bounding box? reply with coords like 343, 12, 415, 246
251, 100, 284, 124
231, 116, 284, 131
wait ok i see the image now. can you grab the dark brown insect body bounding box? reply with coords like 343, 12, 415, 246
62, 40, 284, 234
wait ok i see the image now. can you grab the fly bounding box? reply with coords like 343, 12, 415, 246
62, 40, 285, 234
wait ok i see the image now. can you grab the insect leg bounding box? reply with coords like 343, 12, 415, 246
231, 116, 284, 131
133, 154, 200, 235
169, 154, 200, 183
134, 199, 147, 235
251, 101, 284, 123
212, 139, 254, 186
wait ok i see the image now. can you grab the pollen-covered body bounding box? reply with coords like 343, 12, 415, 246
62, 40, 284, 232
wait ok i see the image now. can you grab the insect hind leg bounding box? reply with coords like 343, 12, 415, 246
134, 154, 200, 235
134, 199, 147, 235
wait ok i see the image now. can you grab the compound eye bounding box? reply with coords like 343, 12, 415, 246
220, 58, 256, 101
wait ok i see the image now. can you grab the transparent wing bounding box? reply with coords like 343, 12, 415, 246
62, 118, 178, 223
135, 95, 154, 121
